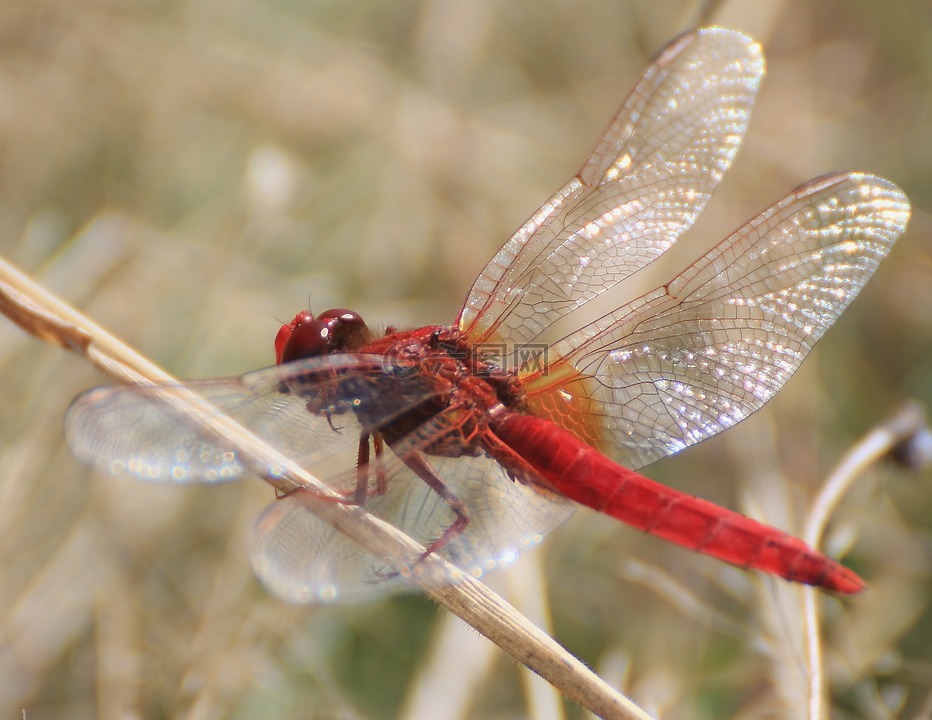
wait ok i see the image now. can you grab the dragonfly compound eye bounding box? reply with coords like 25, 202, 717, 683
276, 308, 370, 364
316, 308, 369, 353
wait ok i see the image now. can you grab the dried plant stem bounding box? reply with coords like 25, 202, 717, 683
0, 254, 651, 720
803, 402, 927, 720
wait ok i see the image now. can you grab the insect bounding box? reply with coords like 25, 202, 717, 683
66, 27, 910, 603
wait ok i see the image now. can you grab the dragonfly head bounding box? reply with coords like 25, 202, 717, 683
275, 308, 369, 364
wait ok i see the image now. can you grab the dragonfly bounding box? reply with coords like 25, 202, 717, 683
66, 27, 910, 604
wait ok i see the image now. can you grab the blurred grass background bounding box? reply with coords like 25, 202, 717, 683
1, 0, 930, 718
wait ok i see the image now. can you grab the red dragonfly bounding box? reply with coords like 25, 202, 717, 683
66, 28, 909, 603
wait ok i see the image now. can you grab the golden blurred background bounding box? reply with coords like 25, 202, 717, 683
1, 0, 930, 718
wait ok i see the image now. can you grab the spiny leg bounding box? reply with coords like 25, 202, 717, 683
401, 451, 470, 562
274, 430, 388, 506
354, 431, 388, 504
369, 449, 470, 584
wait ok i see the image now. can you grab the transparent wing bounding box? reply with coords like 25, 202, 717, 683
251, 448, 573, 604
522, 173, 910, 469
68, 353, 574, 602
457, 27, 765, 346
65, 354, 446, 483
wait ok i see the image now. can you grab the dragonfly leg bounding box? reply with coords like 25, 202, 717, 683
353, 431, 388, 503
369, 449, 471, 584
272, 431, 388, 506
373, 433, 387, 494
402, 451, 470, 561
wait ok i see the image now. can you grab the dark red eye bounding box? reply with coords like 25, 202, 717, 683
316, 308, 362, 324
275, 310, 312, 364
275, 308, 368, 365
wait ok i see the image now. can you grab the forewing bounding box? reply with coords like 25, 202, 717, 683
65, 354, 445, 483
523, 173, 910, 469
458, 28, 765, 346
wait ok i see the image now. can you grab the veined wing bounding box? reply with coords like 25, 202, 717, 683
68, 354, 574, 602
457, 27, 765, 346
251, 414, 574, 604
522, 173, 910, 469
65, 354, 447, 483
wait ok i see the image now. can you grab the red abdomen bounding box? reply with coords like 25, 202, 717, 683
492, 413, 863, 594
